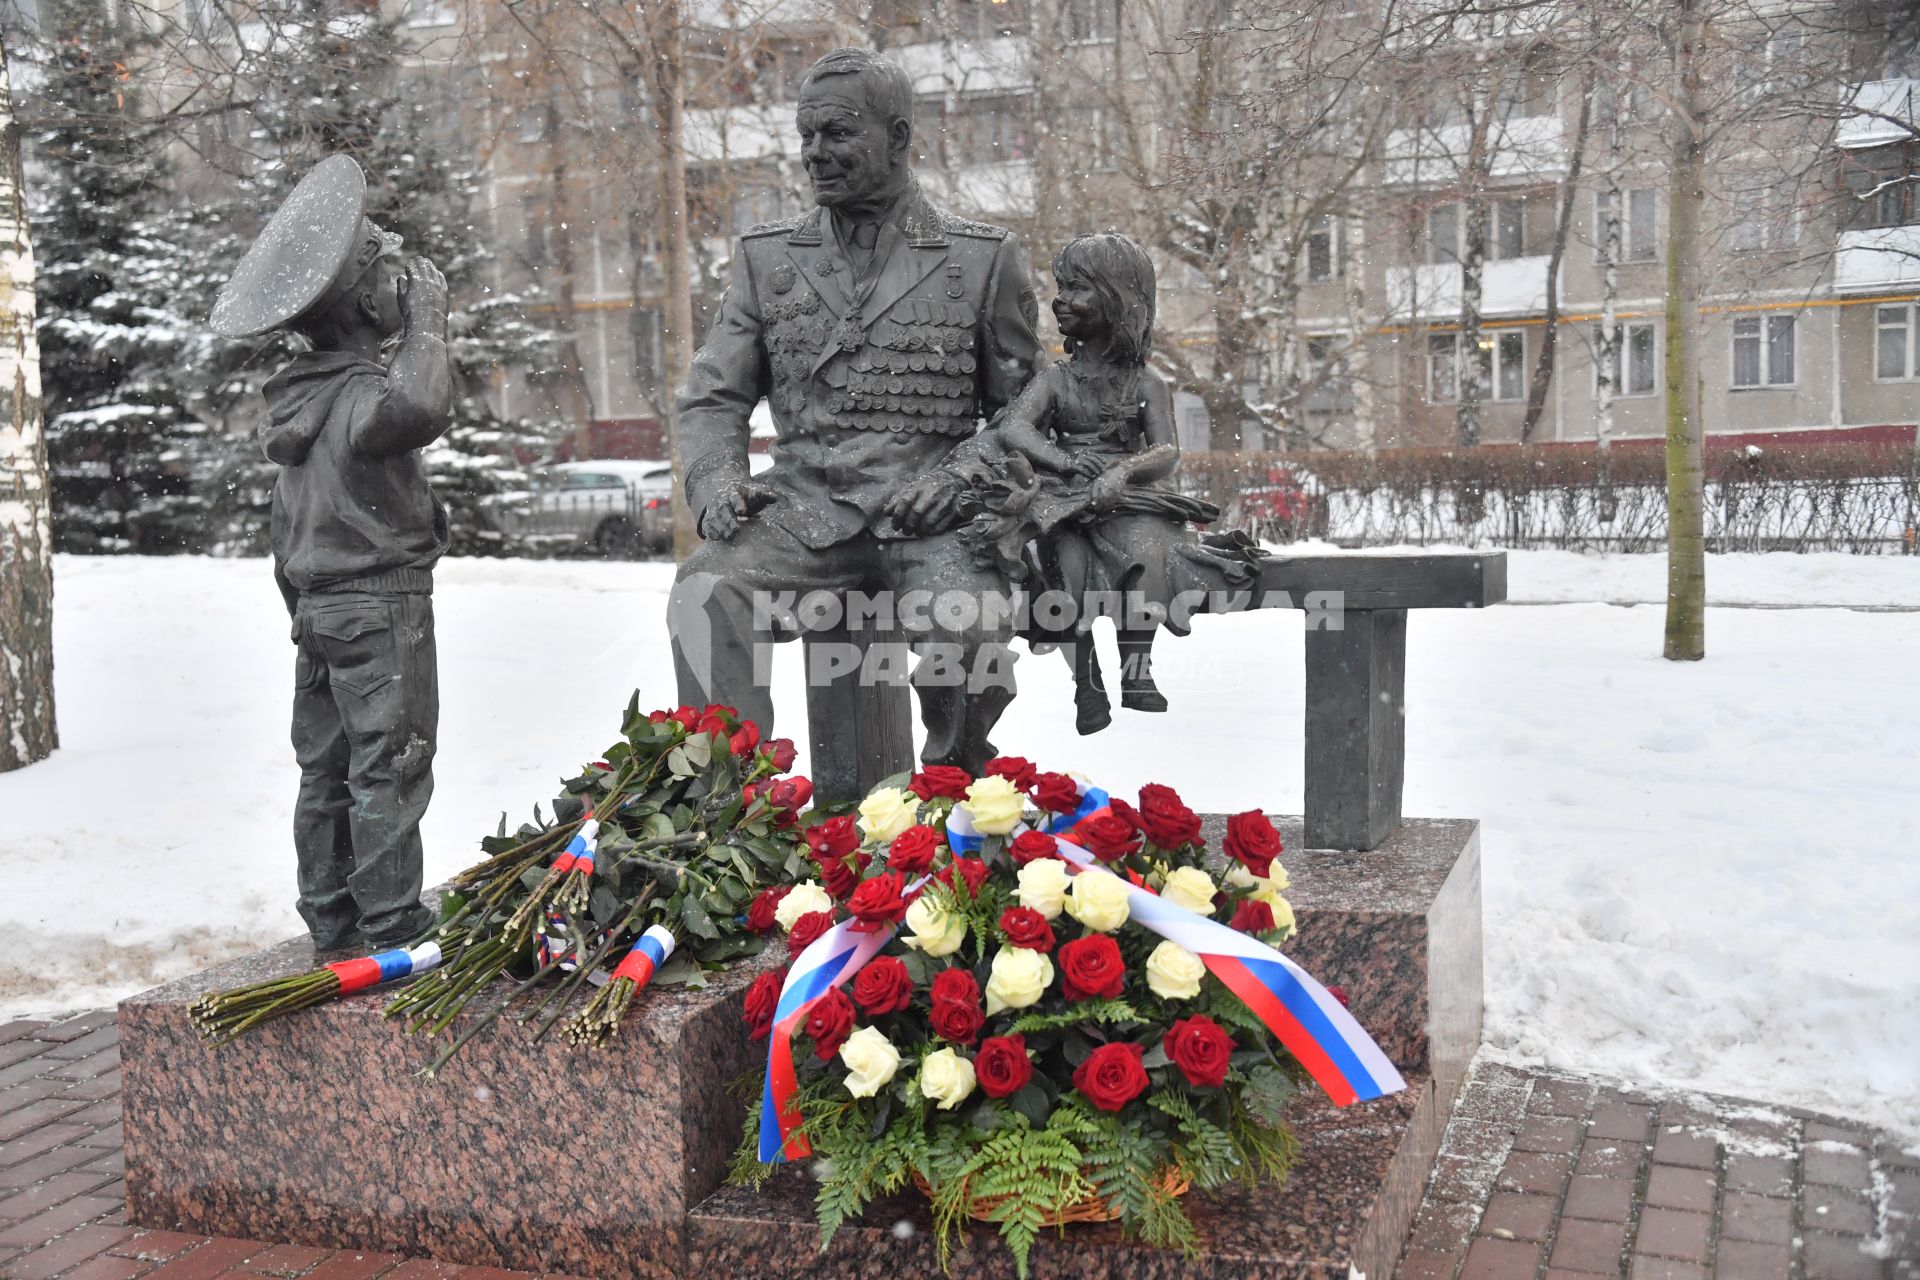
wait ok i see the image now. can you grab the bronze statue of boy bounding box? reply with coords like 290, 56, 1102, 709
212, 155, 450, 952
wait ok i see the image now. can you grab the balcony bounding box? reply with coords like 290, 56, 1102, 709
1382, 115, 1566, 187
1385, 255, 1556, 322
888, 36, 1033, 95
1833, 225, 1920, 293
920, 160, 1036, 220
683, 103, 799, 165
1837, 79, 1919, 150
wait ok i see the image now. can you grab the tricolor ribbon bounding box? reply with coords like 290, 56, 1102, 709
552, 818, 599, 876
324, 941, 443, 995
610, 924, 677, 987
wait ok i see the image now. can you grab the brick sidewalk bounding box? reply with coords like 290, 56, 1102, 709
2, 1014, 1912, 1280
1398, 1061, 1916, 1280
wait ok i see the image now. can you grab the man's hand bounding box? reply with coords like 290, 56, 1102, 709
1089, 465, 1132, 511
883, 471, 965, 535
402, 257, 448, 339
698, 478, 779, 541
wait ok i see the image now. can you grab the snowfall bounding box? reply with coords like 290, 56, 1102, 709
1, 548, 1916, 1139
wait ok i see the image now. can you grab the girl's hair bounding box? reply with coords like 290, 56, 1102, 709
1052, 230, 1156, 367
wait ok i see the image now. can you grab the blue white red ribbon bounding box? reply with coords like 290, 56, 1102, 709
610, 925, 677, 987
324, 941, 443, 995
552, 818, 599, 876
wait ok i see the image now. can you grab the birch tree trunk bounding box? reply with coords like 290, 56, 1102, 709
1663, 0, 1708, 660
1521, 72, 1593, 442
1456, 91, 1494, 448
0, 36, 58, 772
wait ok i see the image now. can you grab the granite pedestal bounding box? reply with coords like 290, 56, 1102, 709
119, 816, 1481, 1280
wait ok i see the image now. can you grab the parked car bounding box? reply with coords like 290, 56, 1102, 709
497, 454, 774, 558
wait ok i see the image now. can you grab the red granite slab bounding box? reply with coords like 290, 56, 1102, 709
118, 816, 1482, 1280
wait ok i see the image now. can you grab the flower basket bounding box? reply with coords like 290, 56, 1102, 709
727, 760, 1376, 1278
911, 1167, 1191, 1225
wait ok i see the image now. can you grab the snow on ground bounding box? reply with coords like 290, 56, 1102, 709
2, 550, 1917, 1137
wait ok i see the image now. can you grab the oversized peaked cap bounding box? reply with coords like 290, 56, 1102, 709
211, 155, 383, 338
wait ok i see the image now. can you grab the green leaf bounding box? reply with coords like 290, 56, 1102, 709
681, 733, 713, 769
680, 895, 720, 939
644, 812, 676, 843
666, 746, 691, 777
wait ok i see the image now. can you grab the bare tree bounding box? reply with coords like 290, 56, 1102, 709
0, 32, 56, 771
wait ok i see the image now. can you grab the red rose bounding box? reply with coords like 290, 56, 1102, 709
1137, 783, 1202, 850
1327, 985, 1350, 1008
998, 906, 1055, 952
937, 857, 989, 899
1229, 899, 1275, 934
788, 910, 834, 952
804, 816, 860, 862
1009, 830, 1062, 865
974, 1034, 1033, 1098
888, 825, 942, 875
929, 968, 984, 1044
746, 884, 791, 934
983, 755, 1039, 790
1164, 1015, 1235, 1088
847, 871, 910, 932
1223, 810, 1282, 878
766, 776, 813, 824
851, 955, 914, 1015
909, 765, 973, 800
1073, 812, 1141, 862
742, 967, 786, 1040
1057, 934, 1126, 1001
763, 736, 798, 773
820, 852, 871, 899
1032, 772, 1081, 813
651, 705, 699, 732
802, 986, 855, 1060
729, 719, 761, 757
1073, 1042, 1149, 1111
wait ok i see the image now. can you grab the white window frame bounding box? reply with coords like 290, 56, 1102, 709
1489, 198, 1526, 261
1305, 213, 1342, 282
1066, 0, 1118, 44
1595, 188, 1657, 262
1593, 321, 1659, 397
1428, 333, 1460, 402
1874, 303, 1919, 381
1493, 330, 1527, 401
1730, 313, 1797, 390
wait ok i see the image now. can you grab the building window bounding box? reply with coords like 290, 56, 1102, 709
1490, 199, 1525, 260
1840, 143, 1917, 230
1594, 321, 1658, 396
957, 96, 1029, 164
1495, 330, 1526, 401
1731, 314, 1796, 388
1427, 333, 1459, 402
1065, 106, 1118, 171
1729, 180, 1801, 251
1595, 188, 1656, 262
1306, 213, 1341, 281
1067, 0, 1117, 43
521, 192, 550, 267
1427, 203, 1459, 264
1592, 75, 1650, 134
515, 103, 553, 143
404, 0, 456, 26
1875, 304, 1919, 380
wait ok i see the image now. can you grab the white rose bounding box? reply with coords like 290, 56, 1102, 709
961, 775, 1026, 835
1015, 858, 1072, 920
1145, 940, 1205, 1000
1160, 866, 1218, 915
918, 1046, 978, 1110
839, 1025, 902, 1098
857, 786, 919, 844
903, 894, 967, 957
1225, 862, 1290, 894
983, 947, 1054, 1014
775, 881, 834, 932
1065, 871, 1131, 933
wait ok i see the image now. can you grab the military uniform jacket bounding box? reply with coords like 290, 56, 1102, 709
676, 182, 1041, 549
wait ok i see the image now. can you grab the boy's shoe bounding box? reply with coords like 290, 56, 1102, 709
1076, 684, 1112, 736
1120, 680, 1168, 713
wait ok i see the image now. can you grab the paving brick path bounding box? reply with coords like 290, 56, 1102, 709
1398, 1061, 1917, 1280
2, 1014, 1912, 1279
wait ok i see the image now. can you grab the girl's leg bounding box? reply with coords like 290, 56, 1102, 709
1071, 633, 1111, 735
1116, 628, 1166, 712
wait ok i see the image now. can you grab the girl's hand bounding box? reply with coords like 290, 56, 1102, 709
1069, 454, 1107, 480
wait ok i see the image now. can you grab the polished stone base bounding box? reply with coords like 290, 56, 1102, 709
119, 815, 1481, 1280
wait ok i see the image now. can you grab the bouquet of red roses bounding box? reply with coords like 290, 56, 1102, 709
727, 759, 1309, 1276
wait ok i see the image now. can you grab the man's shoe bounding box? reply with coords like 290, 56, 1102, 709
1075, 685, 1112, 736
1120, 682, 1168, 713
309, 928, 365, 957
363, 906, 436, 952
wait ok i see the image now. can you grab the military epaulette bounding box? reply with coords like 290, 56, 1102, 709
742, 215, 805, 240
938, 211, 1010, 241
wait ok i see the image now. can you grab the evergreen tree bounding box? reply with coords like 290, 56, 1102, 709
28, 0, 217, 553
196, 8, 568, 556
